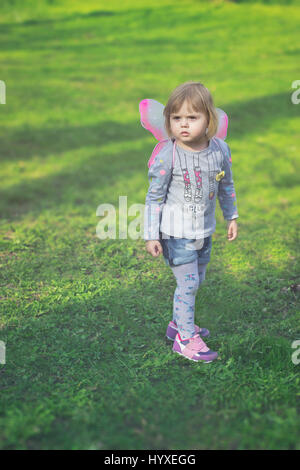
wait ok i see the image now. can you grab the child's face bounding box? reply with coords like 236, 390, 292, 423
170, 100, 209, 148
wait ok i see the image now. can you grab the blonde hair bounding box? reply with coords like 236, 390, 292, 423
163, 81, 219, 140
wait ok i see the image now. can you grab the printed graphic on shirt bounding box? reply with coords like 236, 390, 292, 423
178, 153, 192, 202
176, 147, 222, 204
193, 158, 203, 204
177, 150, 192, 203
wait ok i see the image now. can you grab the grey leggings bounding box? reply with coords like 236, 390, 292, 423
171, 260, 208, 340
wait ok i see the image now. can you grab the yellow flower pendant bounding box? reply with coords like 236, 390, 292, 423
216, 171, 225, 182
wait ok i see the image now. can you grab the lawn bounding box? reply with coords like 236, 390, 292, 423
0, 0, 299, 450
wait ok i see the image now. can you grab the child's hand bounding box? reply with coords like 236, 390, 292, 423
227, 219, 238, 242
145, 240, 163, 257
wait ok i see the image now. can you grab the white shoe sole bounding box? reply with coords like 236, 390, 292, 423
173, 349, 213, 363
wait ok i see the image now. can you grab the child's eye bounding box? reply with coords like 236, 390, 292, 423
172, 116, 197, 120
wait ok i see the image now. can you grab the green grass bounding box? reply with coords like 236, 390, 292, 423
0, 0, 299, 450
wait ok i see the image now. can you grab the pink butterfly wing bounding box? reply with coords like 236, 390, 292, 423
147, 139, 170, 168
215, 108, 228, 140
139, 99, 169, 142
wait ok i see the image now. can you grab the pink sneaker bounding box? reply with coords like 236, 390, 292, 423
166, 320, 210, 341
173, 332, 218, 363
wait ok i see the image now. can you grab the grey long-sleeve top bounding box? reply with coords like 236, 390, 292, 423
144, 137, 239, 240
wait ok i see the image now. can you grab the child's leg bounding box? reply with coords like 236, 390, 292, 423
198, 263, 208, 285
170, 262, 209, 339
170, 259, 200, 340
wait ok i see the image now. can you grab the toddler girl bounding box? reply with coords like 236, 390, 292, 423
144, 82, 239, 363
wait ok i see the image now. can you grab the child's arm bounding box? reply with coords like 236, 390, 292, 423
144, 141, 173, 242
217, 142, 239, 222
